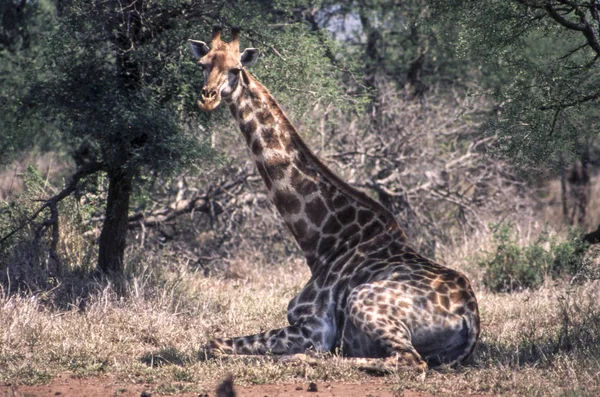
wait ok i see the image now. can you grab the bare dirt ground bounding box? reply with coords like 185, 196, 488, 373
1, 373, 402, 397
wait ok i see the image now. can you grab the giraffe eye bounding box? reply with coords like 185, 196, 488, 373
230, 68, 241, 74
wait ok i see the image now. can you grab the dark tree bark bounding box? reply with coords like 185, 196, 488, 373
564, 150, 591, 228
97, 167, 132, 275
95, 0, 143, 276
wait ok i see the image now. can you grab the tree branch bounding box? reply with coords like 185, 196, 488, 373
0, 161, 104, 246
127, 170, 250, 230
539, 90, 600, 110
543, 2, 600, 56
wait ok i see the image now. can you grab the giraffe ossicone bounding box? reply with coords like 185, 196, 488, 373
188, 26, 480, 373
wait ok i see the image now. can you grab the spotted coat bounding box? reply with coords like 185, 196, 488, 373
189, 27, 480, 372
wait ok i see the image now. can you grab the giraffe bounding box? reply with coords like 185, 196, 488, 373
188, 26, 480, 372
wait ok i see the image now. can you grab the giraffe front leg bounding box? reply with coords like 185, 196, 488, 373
200, 320, 333, 360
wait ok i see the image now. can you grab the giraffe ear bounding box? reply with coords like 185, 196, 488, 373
188, 39, 210, 59
240, 48, 259, 67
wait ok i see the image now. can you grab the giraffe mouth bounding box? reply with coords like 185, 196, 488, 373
198, 90, 221, 112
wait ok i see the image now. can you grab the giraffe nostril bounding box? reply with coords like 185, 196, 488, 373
201, 88, 217, 102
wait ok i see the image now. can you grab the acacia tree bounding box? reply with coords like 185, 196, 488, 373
430, 0, 600, 227
1, 0, 354, 278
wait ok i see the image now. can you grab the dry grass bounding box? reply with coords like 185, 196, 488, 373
1, 235, 599, 396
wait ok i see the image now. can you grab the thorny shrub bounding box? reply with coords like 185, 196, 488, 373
478, 223, 599, 292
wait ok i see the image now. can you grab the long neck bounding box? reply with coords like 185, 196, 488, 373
225, 70, 405, 272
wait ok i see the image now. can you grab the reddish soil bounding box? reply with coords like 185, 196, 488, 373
1, 373, 416, 397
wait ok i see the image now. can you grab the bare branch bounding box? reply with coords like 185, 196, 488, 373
127, 170, 250, 229
0, 161, 104, 245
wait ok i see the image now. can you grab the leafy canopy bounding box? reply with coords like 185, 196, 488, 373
430, 0, 600, 170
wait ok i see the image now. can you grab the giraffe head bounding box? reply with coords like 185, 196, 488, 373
189, 26, 259, 112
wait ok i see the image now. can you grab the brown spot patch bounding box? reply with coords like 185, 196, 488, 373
317, 289, 330, 303
240, 119, 257, 144
319, 182, 336, 205
300, 233, 319, 252
456, 276, 467, 288
357, 209, 373, 226
322, 216, 342, 235
261, 126, 283, 150
337, 206, 356, 225
238, 104, 252, 120
428, 292, 440, 305
290, 167, 318, 196
339, 223, 360, 240
333, 194, 350, 209
228, 103, 237, 116
295, 152, 319, 179
403, 252, 418, 262
467, 301, 477, 312
264, 155, 290, 181
450, 290, 471, 304
256, 109, 275, 125
273, 190, 301, 215
292, 219, 308, 239
306, 197, 328, 227
292, 304, 313, 318
298, 287, 317, 302
432, 279, 449, 294
251, 138, 263, 156
317, 236, 337, 255
350, 270, 370, 287
361, 221, 383, 242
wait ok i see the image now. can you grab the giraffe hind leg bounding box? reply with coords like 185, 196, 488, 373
344, 285, 428, 373
413, 316, 472, 366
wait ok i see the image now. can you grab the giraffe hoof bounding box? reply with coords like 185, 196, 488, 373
198, 342, 231, 361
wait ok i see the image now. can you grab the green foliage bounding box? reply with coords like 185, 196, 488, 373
5, 0, 360, 178
23, 0, 216, 178
0, 0, 58, 165
478, 223, 591, 292
0, 166, 47, 257
429, 0, 600, 171
1, 0, 366, 277
0, 165, 98, 290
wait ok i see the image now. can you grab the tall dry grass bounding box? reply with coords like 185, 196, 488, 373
1, 228, 599, 396
1, 96, 599, 395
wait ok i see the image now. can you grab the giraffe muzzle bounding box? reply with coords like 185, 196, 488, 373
198, 87, 221, 112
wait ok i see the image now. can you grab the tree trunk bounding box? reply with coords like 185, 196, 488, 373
561, 146, 591, 228
97, 168, 132, 275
